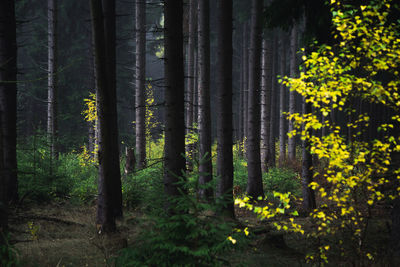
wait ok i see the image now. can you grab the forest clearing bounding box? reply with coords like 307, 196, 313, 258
1, 0, 400, 266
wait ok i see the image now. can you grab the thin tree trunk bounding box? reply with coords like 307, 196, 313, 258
268, 33, 278, 168
260, 38, 272, 173
238, 44, 244, 158
90, 0, 122, 232
242, 22, 249, 158
301, 97, 316, 210
185, 0, 196, 172
246, 0, 264, 199
163, 0, 186, 201
193, 50, 198, 125
0, 0, 18, 203
0, 108, 7, 247
216, 0, 234, 217
288, 24, 297, 163
135, 0, 147, 169
47, 0, 58, 163
278, 33, 287, 167
197, 0, 212, 199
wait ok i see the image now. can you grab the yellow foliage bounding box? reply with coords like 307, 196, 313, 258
237, 0, 400, 264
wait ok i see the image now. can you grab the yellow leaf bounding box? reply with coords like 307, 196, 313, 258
227, 236, 236, 244
244, 227, 249, 236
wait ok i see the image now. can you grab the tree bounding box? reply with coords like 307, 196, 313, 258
242, 22, 249, 157
163, 0, 186, 200
300, 95, 315, 211
246, 0, 264, 199
268, 33, 278, 168
0, 0, 18, 203
185, 0, 197, 172
260, 38, 272, 173
284, 0, 400, 262
197, 0, 212, 199
135, 0, 147, 169
102, 0, 122, 218
278, 32, 287, 167
0, 109, 6, 246
216, 0, 234, 216
47, 0, 58, 163
90, 0, 122, 233
287, 23, 297, 163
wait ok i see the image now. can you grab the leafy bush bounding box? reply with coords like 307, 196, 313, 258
18, 134, 74, 202
262, 168, 300, 199
233, 157, 300, 198
114, 179, 245, 267
122, 162, 163, 208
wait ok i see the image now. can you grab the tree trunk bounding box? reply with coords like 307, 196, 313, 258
0, 108, 7, 247
278, 33, 287, 167
0, 0, 18, 203
197, 0, 212, 200
246, 0, 264, 199
242, 22, 249, 158
47, 0, 58, 163
124, 147, 135, 175
102, 0, 123, 219
135, 0, 146, 169
163, 0, 186, 201
301, 97, 316, 211
90, 0, 122, 233
268, 33, 278, 168
288, 24, 297, 163
193, 50, 198, 125
260, 38, 272, 173
185, 0, 196, 172
216, 0, 234, 217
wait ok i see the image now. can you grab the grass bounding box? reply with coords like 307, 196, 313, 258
7, 138, 396, 266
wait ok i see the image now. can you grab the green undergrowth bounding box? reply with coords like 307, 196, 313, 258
114, 178, 249, 267
233, 157, 300, 199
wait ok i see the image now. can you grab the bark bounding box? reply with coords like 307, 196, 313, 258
0, 0, 18, 203
124, 147, 135, 175
185, 0, 197, 172
197, 0, 212, 200
135, 0, 146, 169
268, 33, 278, 168
193, 50, 198, 125
301, 97, 316, 211
260, 38, 272, 173
246, 0, 264, 199
278, 33, 287, 167
47, 0, 58, 162
90, 0, 122, 232
242, 22, 249, 157
216, 0, 234, 217
102, 0, 122, 219
238, 48, 244, 158
0, 108, 7, 246
163, 0, 186, 200
288, 24, 298, 163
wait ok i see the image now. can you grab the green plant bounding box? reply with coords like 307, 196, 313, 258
263, 168, 300, 199
114, 177, 245, 266
0, 235, 20, 267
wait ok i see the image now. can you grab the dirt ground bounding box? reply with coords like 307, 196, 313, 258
9, 203, 138, 267
7, 202, 309, 267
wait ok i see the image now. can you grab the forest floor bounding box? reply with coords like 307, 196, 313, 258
8, 201, 393, 266
8, 201, 310, 267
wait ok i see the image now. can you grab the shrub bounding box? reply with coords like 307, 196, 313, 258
114, 178, 245, 266
263, 168, 300, 199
